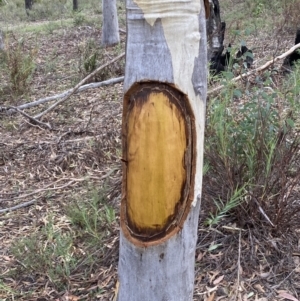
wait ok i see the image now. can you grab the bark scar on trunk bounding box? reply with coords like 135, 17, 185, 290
121, 82, 196, 244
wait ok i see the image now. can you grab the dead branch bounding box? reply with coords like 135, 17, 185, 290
0, 199, 38, 213
1, 76, 124, 113
8, 106, 52, 130
208, 43, 300, 95
0, 180, 76, 202
34, 52, 125, 120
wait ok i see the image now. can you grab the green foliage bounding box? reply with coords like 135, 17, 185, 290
65, 186, 115, 244
10, 186, 116, 292
204, 68, 300, 232
77, 38, 100, 77
205, 185, 247, 226
2, 35, 36, 97
77, 39, 125, 82
10, 216, 76, 290
73, 12, 86, 26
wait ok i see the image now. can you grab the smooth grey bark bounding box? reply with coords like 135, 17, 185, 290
101, 0, 120, 47
118, 1, 207, 300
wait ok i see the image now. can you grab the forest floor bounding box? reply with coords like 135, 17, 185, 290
1, 1, 300, 301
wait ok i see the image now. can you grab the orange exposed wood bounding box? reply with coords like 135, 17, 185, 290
121, 83, 195, 242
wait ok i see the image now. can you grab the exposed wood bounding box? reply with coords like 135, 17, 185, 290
118, 0, 207, 300
124, 83, 193, 240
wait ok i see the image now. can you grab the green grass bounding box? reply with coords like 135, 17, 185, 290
204, 64, 300, 232
9, 186, 116, 292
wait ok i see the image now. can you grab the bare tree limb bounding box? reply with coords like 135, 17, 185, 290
34, 52, 125, 120
208, 43, 300, 95
8, 106, 52, 130
0, 199, 38, 213
1, 76, 124, 113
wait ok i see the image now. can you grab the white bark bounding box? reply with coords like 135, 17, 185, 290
118, 1, 207, 300
101, 0, 120, 47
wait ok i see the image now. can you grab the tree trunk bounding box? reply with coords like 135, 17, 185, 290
206, 0, 224, 61
73, 0, 78, 11
25, 0, 32, 10
101, 0, 120, 47
117, 1, 207, 300
0, 31, 4, 51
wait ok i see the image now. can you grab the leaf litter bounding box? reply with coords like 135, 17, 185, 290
0, 17, 300, 301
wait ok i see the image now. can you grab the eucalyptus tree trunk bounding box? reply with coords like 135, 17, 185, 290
73, 0, 78, 11
101, 0, 120, 47
117, 1, 208, 300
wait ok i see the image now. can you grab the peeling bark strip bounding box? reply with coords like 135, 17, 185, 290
122, 83, 195, 241
118, 0, 207, 300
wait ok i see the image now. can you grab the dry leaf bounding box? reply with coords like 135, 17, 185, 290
254, 283, 265, 293
259, 272, 270, 278
277, 291, 299, 301
197, 251, 205, 262
213, 275, 224, 285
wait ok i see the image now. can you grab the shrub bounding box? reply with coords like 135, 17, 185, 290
204, 68, 300, 234
2, 35, 36, 97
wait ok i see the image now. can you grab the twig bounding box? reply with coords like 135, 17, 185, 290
271, 263, 300, 289
235, 230, 242, 300
208, 43, 300, 95
1, 76, 124, 113
0, 169, 118, 202
0, 180, 76, 202
253, 197, 275, 227
8, 106, 52, 130
34, 52, 125, 120
0, 199, 38, 213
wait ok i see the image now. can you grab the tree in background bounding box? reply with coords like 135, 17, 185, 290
101, 0, 119, 47
25, 0, 32, 11
117, 0, 208, 300
73, 0, 78, 11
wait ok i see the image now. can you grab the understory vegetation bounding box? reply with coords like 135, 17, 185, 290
0, 0, 300, 300
204, 65, 300, 233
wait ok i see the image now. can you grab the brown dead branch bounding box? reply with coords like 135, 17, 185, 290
8, 106, 52, 130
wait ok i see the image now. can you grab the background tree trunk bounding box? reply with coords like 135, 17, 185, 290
117, 1, 207, 300
0, 31, 4, 51
101, 0, 120, 47
206, 0, 224, 61
73, 0, 78, 11
25, 0, 32, 10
